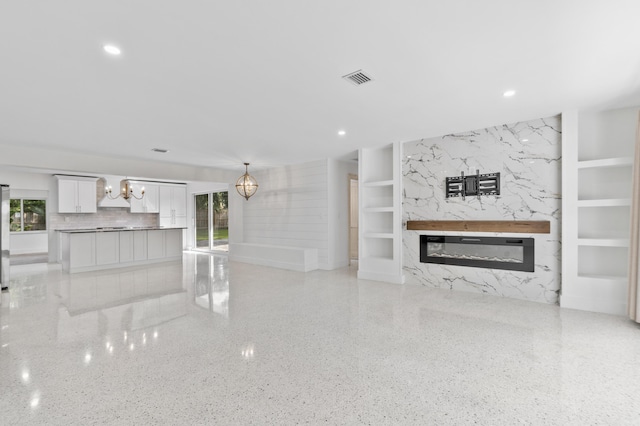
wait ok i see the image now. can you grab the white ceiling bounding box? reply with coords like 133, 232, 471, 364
2, 1, 640, 172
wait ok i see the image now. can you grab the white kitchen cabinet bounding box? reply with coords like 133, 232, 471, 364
67, 233, 96, 269
96, 232, 119, 265
60, 229, 182, 273
129, 183, 160, 213
164, 229, 183, 257
120, 230, 148, 262
133, 231, 148, 261
159, 184, 187, 227
147, 230, 165, 259
56, 176, 98, 213
119, 231, 134, 263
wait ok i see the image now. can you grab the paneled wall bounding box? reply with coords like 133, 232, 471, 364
242, 160, 330, 269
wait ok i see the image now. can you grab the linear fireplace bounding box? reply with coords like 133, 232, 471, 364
420, 235, 534, 272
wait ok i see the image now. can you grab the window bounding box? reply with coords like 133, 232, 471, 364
10, 199, 47, 232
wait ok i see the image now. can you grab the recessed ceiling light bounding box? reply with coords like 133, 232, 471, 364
338, 130, 346, 136
522, 138, 529, 142
503, 90, 516, 97
103, 44, 121, 55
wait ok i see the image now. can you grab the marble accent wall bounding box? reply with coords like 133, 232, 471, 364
403, 116, 561, 304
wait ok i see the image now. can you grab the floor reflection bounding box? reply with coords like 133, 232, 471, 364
193, 253, 229, 317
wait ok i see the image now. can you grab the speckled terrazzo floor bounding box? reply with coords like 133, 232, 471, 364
1, 252, 639, 425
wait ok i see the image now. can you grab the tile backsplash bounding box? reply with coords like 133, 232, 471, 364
49, 208, 158, 230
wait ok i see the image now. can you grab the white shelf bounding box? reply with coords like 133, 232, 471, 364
360, 256, 395, 263
364, 207, 394, 213
362, 180, 394, 187
577, 198, 631, 207
363, 233, 394, 239
577, 274, 627, 282
577, 238, 629, 247
577, 157, 633, 169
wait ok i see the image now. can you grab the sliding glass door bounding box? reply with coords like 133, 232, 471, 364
194, 192, 228, 252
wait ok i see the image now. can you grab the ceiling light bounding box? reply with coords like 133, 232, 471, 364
503, 90, 516, 97
338, 130, 346, 136
522, 138, 529, 142
236, 163, 259, 200
105, 180, 145, 201
103, 45, 121, 55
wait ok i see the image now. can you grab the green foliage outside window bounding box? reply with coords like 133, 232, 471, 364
10, 199, 21, 232
10, 199, 46, 232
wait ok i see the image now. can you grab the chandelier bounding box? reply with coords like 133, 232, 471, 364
105, 179, 145, 201
235, 163, 258, 200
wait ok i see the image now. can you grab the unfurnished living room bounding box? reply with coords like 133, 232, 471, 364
1, 1, 640, 425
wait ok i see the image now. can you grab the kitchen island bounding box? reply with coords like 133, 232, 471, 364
58, 227, 184, 273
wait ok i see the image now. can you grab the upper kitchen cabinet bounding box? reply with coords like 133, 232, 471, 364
56, 176, 98, 213
129, 182, 159, 213
159, 184, 187, 227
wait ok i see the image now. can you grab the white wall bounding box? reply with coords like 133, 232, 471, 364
578, 107, 638, 160
241, 159, 331, 268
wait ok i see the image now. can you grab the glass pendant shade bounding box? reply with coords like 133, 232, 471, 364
236, 163, 258, 200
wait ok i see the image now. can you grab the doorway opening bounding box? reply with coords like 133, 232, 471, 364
348, 174, 358, 265
194, 191, 229, 253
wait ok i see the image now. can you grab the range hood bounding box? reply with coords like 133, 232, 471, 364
97, 176, 131, 208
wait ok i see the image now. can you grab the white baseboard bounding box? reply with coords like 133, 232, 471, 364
357, 270, 405, 284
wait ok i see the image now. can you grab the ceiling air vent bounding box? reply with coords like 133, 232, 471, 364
151, 148, 169, 153
342, 69, 373, 86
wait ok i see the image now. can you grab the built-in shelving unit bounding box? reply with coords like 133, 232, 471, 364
561, 107, 637, 315
577, 156, 632, 277
358, 142, 404, 284
577, 238, 630, 247
576, 156, 633, 169
577, 199, 631, 207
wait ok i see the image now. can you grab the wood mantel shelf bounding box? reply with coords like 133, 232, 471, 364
406, 220, 551, 234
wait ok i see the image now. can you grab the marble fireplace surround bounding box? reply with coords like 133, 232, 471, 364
403, 115, 561, 304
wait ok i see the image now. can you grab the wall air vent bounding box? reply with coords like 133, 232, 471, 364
151, 148, 169, 153
342, 69, 373, 86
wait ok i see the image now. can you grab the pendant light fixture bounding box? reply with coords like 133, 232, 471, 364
235, 163, 258, 200
105, 179, 145, 201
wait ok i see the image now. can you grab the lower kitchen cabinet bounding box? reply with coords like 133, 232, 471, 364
66, 233, 96, 270
96, 232, 119, 265
60, 229, 183, 273
133, 231, 148, 261
147, 230, 165, 260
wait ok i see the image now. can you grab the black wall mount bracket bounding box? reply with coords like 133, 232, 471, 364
446, 170, 500, 200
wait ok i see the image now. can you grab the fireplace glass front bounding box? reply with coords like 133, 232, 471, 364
420, 235, 534, 272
